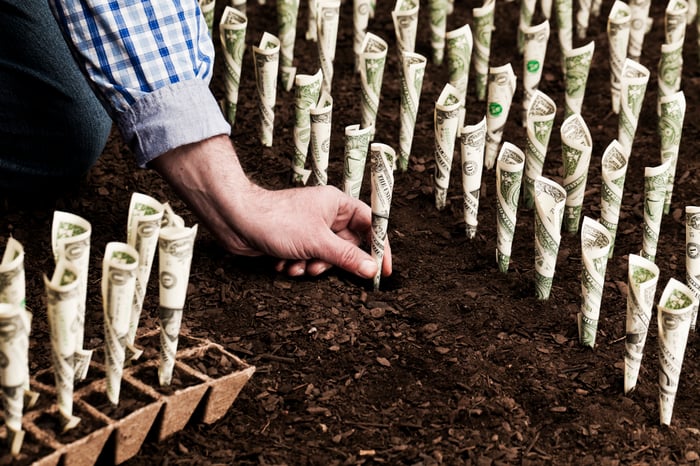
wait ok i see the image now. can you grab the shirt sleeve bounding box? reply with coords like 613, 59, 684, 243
48, 0, 231, 167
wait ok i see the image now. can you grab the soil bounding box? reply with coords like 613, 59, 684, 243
3, 0, 700, 464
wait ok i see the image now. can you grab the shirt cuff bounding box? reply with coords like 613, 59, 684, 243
116, 80, 231, 167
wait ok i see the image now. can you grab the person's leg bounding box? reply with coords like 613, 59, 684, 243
0, 0, 112, 192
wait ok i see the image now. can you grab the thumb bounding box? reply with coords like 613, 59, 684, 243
319, 234, 378, 279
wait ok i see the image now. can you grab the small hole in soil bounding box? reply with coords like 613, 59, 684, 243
82, 380, 157, 420
131, 364, 204, 395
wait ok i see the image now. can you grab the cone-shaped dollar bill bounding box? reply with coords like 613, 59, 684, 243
554, 0, 573, 71
306, 0, 318, 41
600, 140, 630, 258
126, 193, 164, 360
45, 259, 82, 431
460, 118, 486, 239
433, 83, 462, 211
496, 142, 525, 273
618, 59, 650, 155
253, 32, 280, 147
484, 63, 517, 169
199, 0, 216, 37
657, 278, 696, 425
534, 176, 567, 300
309, 91, 333, 186
523, 90, 556, 208
392, 0, 419, 54
161, 202, 185, 229
343, 124, 373, 198
658, 40, 684, 103
665, 0, 688, 44
291, 69, 323, 185
51, 211, 93, 381
517, 0, 537, 53
577, 217, 612, 348
658, 91, 685, 215
370, 143, 395, 291
219, 7, 248, 127
231, 0, 247, 14
353, 0, 372, 70
575, 0, 592, 39
398, 51, 426, 172
277, 0, 299, 91
563, 41, 594, 118
158, 225, 198, 386
607, 1, 631, 114
627, 0, 651, 61
561, 113, 592, 233
689, 0, 698, 23
541, 0, 552, 18
641, 161, 671, 262
446, 24, 473, 132
102, 242, 138, 405
317, 0, 341, 94
686, 206, 700, 331
521, 20, 550, 125
624, 254, 660, 394
359, 32, 388, 139
428, 0, 448, 65
473, 0, 495, 101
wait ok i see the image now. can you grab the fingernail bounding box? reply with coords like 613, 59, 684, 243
358, 259, 377, 279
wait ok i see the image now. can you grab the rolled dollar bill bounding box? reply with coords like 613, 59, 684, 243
353, 0, 372, 69
600, 140, 630, 258
523, 90, 556, 209
428, 0, 448, 65
51, 211, 92, 381
309, 91, 334, 186
521, 20, 550, 125
158, 225, 198, 386
657, 40, 684, 102
575, 0, 592, 39
102, 242, 139, 405
473, 0, 495, 101
624, 254, 659, 394
641, 161, 671, 262
495, 142, 526, 273
392, 0, 419, 54
460, 117, 486, 239
590, 0, 602, 16
161, 202, 185, 229
563, 40, 594, 118
253, 32, 280, 147
369, 143, 396, 291
541, 0, 552, 18
658, 91, 685, 215
517, 0, 537, 52
561, 113, 592, 233
577, 217, 612, 348
627, 0, 651, 61
433, 83, 462, 211
219, 7, 248, 127
343, 124, 373, 198
533, 176, 567, 300
618, 59, 650, 155
484, 63, 517, 170
316, 0, 341, 94
277, 0, 299, 91
446, 24, 472, 132
686, 206, 700, 331
665, 0, 688, 44
45, 259, 82, 431
554, 0, 573, 72
657, 278, 696, 426
398, 51, 427, 172
291, 69, 323, 185
231, 0, 247, 14
199, 0, 216, 36
359, 32, 388, 140
607, 1, 631, 114
306, 0, 317, 41
689, 0, 698, 23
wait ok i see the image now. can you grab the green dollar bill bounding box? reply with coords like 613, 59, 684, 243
561, 113, 592, 233
398, 52, 426, 171
577, 217, 611, 348
563, 41, 594, 118
433, 84, 462, 211
495, 142, 525, 272
523, 90, 556, 208
473, 0, 495, 101
607, 1, 631, 114
533, 176, 566, 300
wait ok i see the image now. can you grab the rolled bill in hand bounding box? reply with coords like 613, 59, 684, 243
433, 83, 462, 211
554, 0, 573, 71
45, 259, 82, 431
521, 20, 550, 125
533, 176, 567, 300
641, 161, 671, 262
484, 63, 517, 170
686, 206, 700, 331
317, 0, 341, 94
392, 0, 419, 54
428, 0, 448, 65
523, 90, 556, 208
577, 217, 612, 348
563, 40, 594, 118
618, 59, 650, 155
292, 69, 323, 185
353, 0, 372, 69
446, 24, 472, 131
158, 225, 198, 386
460, 118, 486, 239
370, 143, 396, 291
575, 0, 592, 39
657, 278, 696, 426
561, 113, 592, 233
359, 32, 388, 139
607, 2, 631, 114
199, 0, 216, 36
277, 0, 299, 91
657, 40, 684, 103
473, 0, 495, 101
658, 91, 685, 215
627, 0, 651, 61
253, 32, 280, 147
600, 140, 630, 258
624, 254, 659, 394
398, 51, 426, 172
517, 0, 537, 52
102, 242, 139, 405
495, 142, 525, 273
343, 124, 373, 198
309, 92, 333, 186
219, 7, 248, 126
665, 0, 688, 44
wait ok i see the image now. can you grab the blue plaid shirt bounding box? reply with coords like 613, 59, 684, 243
49, 0, 231, 167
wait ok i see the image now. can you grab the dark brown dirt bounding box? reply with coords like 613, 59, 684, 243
4, 0, 700, 464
